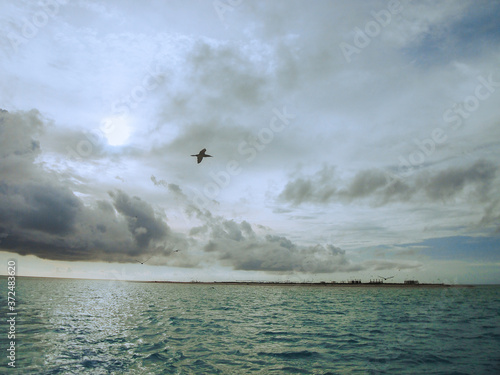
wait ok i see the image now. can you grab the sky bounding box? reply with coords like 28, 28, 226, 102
0, 0, 499, 284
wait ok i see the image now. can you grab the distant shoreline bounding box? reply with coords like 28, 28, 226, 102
133, 280, 472, 288
0, 275, 477, 287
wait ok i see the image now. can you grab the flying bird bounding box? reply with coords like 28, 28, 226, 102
191, 148, 212, 164
378, 275, 394, 280
135, 256, 152, 265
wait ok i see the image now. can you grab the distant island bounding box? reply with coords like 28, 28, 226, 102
136, 280, 471, 288
3, 276, 472, 287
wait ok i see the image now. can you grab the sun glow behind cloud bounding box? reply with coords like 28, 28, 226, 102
100, 115, 132, 146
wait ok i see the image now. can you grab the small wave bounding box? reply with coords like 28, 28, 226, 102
81, 358, 105, 368
143, 352, 170, 363
280, 365, 312, 373
258, 350, 319, 359
259, 330, 291, 335
418, 352, 453, 365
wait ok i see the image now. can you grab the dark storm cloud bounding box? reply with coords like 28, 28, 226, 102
0, 183, 81, 235
0, 182, 111, 261
0, 110, 81, 237
422, 160, 497, 201
109, 189, 170, 248
0, 183, 178, 262
221, 240, 357, 274
279, 160, 498, 206
0, 109, 184, 262
188, 209, 357, 273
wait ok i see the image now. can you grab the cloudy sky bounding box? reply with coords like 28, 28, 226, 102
1, 0, 499, 283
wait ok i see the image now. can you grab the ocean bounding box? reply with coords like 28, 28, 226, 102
1, 277, 499, 374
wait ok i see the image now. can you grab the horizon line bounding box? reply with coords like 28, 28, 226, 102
0, 274, 494, 286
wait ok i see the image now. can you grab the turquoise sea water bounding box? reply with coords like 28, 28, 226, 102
1, 277, 499, 374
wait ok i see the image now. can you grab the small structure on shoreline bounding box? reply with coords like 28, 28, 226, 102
404, 280, 419, 285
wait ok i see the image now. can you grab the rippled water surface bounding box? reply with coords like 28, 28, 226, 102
1, 278, 499, 374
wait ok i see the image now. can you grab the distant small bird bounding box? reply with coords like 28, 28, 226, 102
173, 249, 180, 253
378, 275, 394, 280
191, 148, 212, 164
136, 256, 152, 265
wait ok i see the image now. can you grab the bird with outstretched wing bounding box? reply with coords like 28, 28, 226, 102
191, 148, 213, 164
